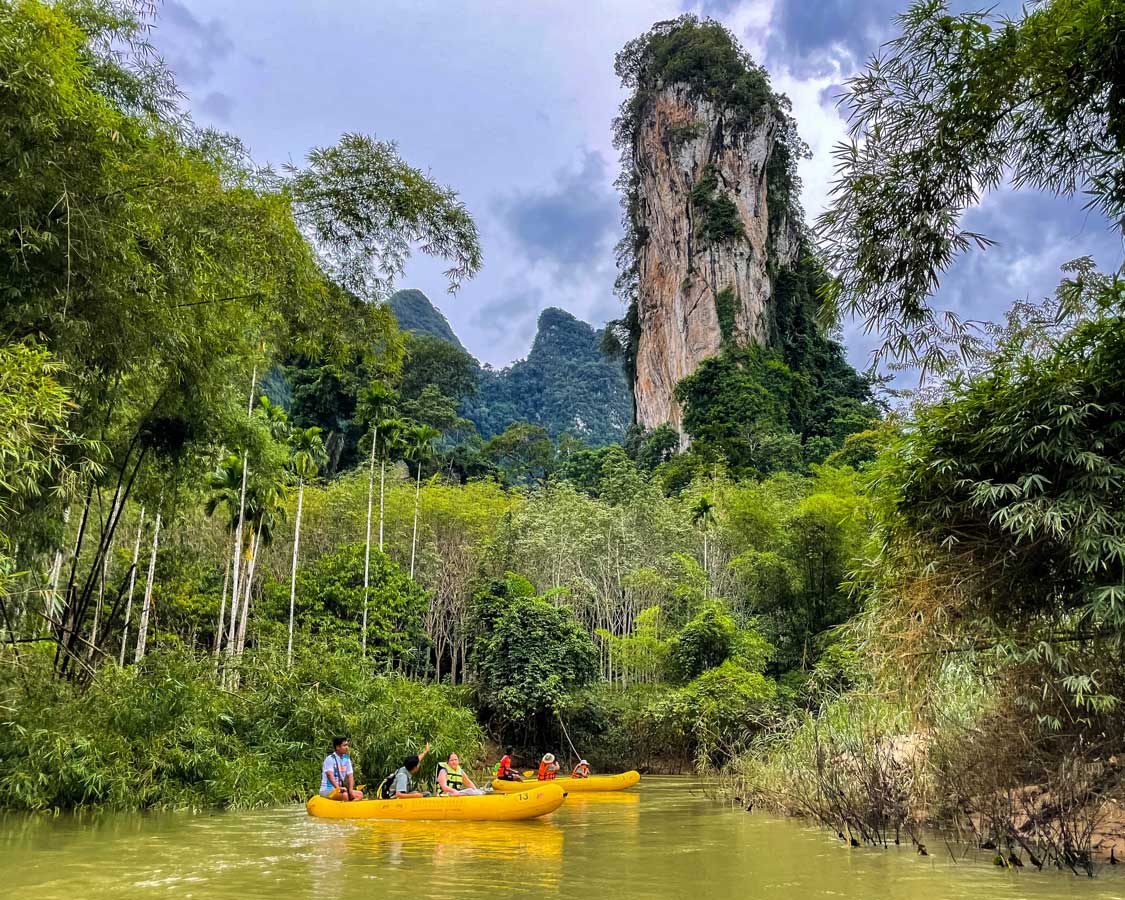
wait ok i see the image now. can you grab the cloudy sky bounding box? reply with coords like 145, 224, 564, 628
153, 0, 1121, 374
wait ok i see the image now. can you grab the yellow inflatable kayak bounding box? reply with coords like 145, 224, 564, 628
306, 783, 565, 821
492, 770, 640, 793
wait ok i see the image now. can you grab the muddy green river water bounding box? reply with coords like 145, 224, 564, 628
2, 778, 1123, 899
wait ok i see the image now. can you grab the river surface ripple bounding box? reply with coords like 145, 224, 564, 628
2, 777, 1124, 899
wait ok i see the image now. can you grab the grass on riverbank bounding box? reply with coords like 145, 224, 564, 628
0, 642, 483, 811
724, 680, 1125, 875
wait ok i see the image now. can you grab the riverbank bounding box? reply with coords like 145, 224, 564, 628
0, 645, 697, 813
717, 694, 1125, 875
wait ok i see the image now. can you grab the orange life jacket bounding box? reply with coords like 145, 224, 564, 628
572, 763, 590, 778
538, 760, 558, 781
497, 755, 512, 779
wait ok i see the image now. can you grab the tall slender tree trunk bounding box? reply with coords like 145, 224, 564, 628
410, 465, 422, 579
214, 554, 230, 657
362, 428, 377, 654
134, 510, 161, 662
287, 477, 305, 667
226, 367, 257, 655
88, 495, 119, 656
226, 452, 250, 651
702, 531, 709, 597
89, 546, 110, 656
120, 506, 145, 666
378, 457, 386, 552
44, 505, 72, 627
236, 523, 262, 657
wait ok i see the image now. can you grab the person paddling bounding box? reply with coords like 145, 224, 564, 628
320, 736, 363, 800
437, 752, 484, 795
495, 746, 523, 781
571, 759, 591, 779
537, 752, 560, 781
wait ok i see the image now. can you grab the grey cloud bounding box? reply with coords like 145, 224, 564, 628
473, 284, 544, 351
817, 82, 847, 107
769, 0, 900, 63
197, 90, 235, 121
494, 150, 619, 269
692, 0, 745, 13
156, 1, 234, 86
760, 0, 1028, 78
933, 191, 1121, 322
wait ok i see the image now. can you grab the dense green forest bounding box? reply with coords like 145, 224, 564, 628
268, 289, 632, 474
2, 0, 1124, 878
389, 290, 633, 447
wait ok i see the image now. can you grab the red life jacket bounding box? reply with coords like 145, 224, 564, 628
572, 763, 590, 778
538, 760, 558, 781
497, 755, 512, 778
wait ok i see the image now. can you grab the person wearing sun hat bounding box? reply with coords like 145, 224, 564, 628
537, 752, 560, 781
571, 759, 590, 779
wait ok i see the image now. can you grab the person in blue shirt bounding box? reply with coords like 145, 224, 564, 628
320, 736, 363, 801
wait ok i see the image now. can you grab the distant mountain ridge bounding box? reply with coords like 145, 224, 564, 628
388, 289, 632, 446
388, 289, 467, 352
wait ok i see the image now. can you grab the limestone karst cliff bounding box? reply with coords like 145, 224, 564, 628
613, 18, 804, 434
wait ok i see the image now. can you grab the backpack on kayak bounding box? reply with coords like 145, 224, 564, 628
376, 771, 397, 800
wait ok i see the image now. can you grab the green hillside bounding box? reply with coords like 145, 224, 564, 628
388, 289, 468, 352
469, 307, 632, 444
390, 291, 632, 446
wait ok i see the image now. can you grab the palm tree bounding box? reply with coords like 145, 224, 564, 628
356, 382, 396, 655
257, 395, 291, 441
691, 494, 716, 595
286, 426, 327, 666
211, 395, 289, 659
225, 370, 261, 666
404, 423, 440, 580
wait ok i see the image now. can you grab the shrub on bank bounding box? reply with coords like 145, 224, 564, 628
558, 663, 779, 773
0, 642, 483, 811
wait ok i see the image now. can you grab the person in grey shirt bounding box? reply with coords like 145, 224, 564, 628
393, 742, 431, 798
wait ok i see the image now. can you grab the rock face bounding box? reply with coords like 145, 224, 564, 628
631, 85, 797, 433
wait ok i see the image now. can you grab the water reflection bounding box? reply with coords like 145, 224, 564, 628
351, 817, 564, 862
4, 780, 1125, 900
556, 790, 640, 829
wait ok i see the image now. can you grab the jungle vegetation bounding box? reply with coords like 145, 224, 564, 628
1, 5, 1123, 880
